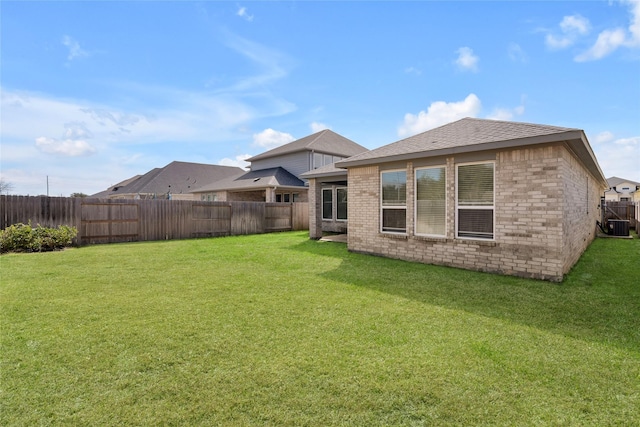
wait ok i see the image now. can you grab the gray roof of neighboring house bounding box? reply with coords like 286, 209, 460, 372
606, 176, 640, 188
335, 117, 607, 187
92, 161, 245, 197
191, 167, 306, 193
247, 129, 368, 162
300, 162, 349, 179
91, 174, 143, 198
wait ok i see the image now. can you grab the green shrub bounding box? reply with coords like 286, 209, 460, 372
0, 223, 77, 253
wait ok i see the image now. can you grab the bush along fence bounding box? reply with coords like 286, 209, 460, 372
0, 223, 77, 253
0, 196, 309, 246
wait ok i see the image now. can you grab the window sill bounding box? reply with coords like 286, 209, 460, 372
413, 235, 448, 243
455, 238, 497, 247
379, 232, 408, 240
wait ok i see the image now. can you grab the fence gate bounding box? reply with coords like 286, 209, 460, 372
81, 201, 139, 244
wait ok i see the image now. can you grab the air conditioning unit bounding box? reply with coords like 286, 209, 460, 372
607, 220, 629, 237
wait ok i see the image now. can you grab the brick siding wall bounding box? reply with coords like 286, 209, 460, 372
560, 147, 602, 274
346, 143, 601, 281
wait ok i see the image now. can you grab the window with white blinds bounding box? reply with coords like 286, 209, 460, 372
381, 170, 407, 233
415, 166, 446, 236
456, 162, 494, 239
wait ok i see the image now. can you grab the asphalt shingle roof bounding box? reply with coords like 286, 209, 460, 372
300, 163, 348, 179
247, 129, 367, 162
607, 176, 640, 188
337, 117, 580, 167
92, 161, 245, 197
192, 167, 305, 193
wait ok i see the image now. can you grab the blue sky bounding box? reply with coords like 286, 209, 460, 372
1, 1, 639, 196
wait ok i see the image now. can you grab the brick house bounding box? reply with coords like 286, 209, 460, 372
192, 129, 367, 208
91, 161, 245, 200
305, 118, 608, 281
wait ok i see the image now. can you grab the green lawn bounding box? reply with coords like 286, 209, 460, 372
1, 231, 639, 425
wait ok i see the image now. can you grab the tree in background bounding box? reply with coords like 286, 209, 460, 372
0, 179, 14, 195
70, 193, 88, 198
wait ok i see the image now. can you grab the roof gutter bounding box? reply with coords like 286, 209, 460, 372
336, 131, 584, 168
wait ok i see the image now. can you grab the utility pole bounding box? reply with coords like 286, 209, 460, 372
46, 176, 49, 197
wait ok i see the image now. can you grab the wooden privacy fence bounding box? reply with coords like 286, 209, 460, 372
0, 196, 309, 245
603, 201, 636, 229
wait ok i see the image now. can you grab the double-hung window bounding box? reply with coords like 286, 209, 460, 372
322, 187, 348, 221
415, 166, 446, 236
381, 170, 407, 233
456, 162, 494, 239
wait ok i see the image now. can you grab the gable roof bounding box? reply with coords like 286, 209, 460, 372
607, 176, 640, 188
91, 174, 143, 198
92, 161, 245, 197
247, 129, 367, 162
191, 167, 305, 193
336, 117, 607, 186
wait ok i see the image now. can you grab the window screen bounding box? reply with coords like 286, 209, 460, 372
457, 163, 494, 239
381, 171, 407, 233
416, 167, 446, 236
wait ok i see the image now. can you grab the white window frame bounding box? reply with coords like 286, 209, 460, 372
414, 165, 447, 237
455, 161, 495, 241
380, 169, 407, 234
321, 186, 348, 221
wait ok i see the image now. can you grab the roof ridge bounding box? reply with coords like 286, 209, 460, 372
462, 116, 578, 131
306, 129, 331, 149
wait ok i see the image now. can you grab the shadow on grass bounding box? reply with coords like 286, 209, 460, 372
291, 236, 640, 353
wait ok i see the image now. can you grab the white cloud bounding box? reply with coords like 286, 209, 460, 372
0, 83, 290, 195
486, 109, 515, 121
62, 35, 89, 61
404, 66, 422, 75
594, 131, 615, 143
486, 96, 526, 121
310, 122, 330, 133
221, 32, 293, 92
508, 43, 528, 63
545, 34, 574, 50
219, 154, 251, 169
627, 0, 640, 46
575, 28, 627, 61
237, 6, 254, 22
592, 134, 640, 182
545, 14, 591, 50
560, 0, 640, 62
35, 136, 96, 156
252, 128, 295, 148
454, 47, 479, 72
398, 94, 482, 137
561, 14, 591, 35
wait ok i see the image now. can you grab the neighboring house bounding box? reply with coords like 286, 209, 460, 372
305, 118, 608, 282
91, 161, 244, 200
604, 176, 640, 202
192, 130, 367, 224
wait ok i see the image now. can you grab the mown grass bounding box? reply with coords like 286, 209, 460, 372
1, 231, 639, 425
